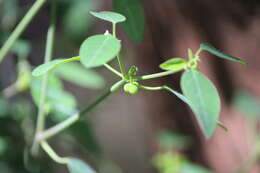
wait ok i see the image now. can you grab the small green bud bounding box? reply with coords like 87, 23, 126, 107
124, 83, 139, 95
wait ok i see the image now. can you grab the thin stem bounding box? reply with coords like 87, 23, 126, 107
194, 47, 203, 58
31, 1, 56, 155
116, 54, 126, 76
0, 0, 47, 63
137, 69, 183, 81
112, 23, 116, 37
80, 79, 125, 116
38, 113, 80, 141
112, 23, 126, 77
37, 80, 126, 141
104, 63, 123, 78
41, 141, 69, 164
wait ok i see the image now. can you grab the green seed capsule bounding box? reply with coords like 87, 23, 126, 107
123, 83, 139, 95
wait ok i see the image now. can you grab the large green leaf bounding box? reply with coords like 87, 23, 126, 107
67, 158, 96, 173
159, 58, 187, 71
79, 34, 121, 68
113, 0, 145, 43
200, 43, 247, 65
55, 63, 105, 89
90, 11, 126, 24
32, 57, 80, 77
181, 70, 220, 138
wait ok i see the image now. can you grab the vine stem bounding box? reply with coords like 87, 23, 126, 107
36, 79, 126, 142
0, 0, 47, 63
112, 23, 126, 77
104, 63, 123, 78
41, 141, 69, 164
31, 0, 56, 156
137, 69, 184, 81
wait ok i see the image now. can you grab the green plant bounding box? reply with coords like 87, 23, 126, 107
0, 1, 247, 172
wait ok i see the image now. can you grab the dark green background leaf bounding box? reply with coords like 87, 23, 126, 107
55, 63, 105, 89
113, 0, 145, 43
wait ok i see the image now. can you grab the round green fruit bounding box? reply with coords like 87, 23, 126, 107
123, 83, 139, 95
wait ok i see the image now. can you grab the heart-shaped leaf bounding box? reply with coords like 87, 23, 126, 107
159, 58, 187, 71
90, 11, 126, 24
67, 158, 96, 173
79, 34, 121, 68
32, 57, 80, 76
200, 43, 247, 65
113, 0, 145, 43
181, 70, 220, 138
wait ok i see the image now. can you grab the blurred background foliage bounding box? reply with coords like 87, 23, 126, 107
0, 0, 260, 173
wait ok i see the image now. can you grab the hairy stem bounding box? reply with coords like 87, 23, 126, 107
41, 141, 69, 164
37, 80, 126, 142
0, 0, 47, 63
31, 1, 56, 155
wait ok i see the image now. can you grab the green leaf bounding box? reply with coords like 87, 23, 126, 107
181, 162, 212, 173
32, 57, 80, 77
55, 63, 105, 89
200, 43, 247, 65
233, 90, 260, 119
113, 0, 145, 43
90, 11, 126, 24
67, 158, 96, 173
158, 131, 191, 150
79, 34, 121, 68
159, 58, 187, 71
181, 70, 220, 138
63, 0, 97, 41
30, 75, 77, 115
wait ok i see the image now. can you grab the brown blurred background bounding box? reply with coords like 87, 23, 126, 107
1, 0, 260, 173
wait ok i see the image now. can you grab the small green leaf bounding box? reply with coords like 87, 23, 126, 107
113, 0, 145, 43
200, 43, 247, 65
55, 63, 105, 89
32, 57, 80, 77
159, 58, 187, 71
181, 70, 221, 138
90, 11, 126, 24
79, 34, 121, 68
67, 158, 96, 173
